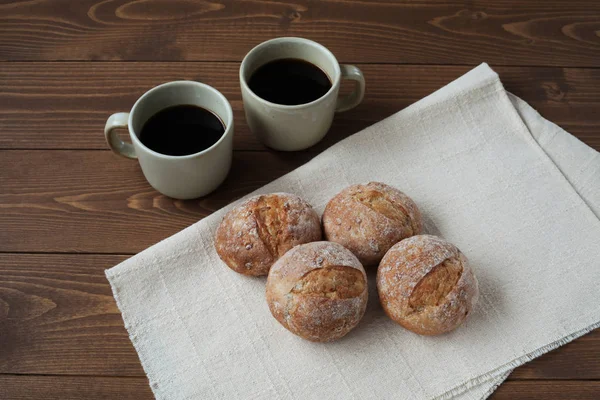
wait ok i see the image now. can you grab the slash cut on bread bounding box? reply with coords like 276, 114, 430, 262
215, 193, 322, 276
266, 241, 368, 342
377, 235, 479, 335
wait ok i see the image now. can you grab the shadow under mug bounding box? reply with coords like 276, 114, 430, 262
104, 81, 234, 200
240, 37, 366, 151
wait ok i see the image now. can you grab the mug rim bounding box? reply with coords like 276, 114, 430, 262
239, 37, 342, 110
128, 80, 234, 160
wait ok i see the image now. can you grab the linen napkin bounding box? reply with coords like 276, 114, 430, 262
106, 63, 600, 400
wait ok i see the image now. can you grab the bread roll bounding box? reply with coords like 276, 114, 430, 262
215, 193, 322, 276
266, 241, 368, 342
377, 235, 479, 335
322, 182, 423, 266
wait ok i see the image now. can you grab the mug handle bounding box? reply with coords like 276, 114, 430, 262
335, 65, 365, 113
104, 112, 137, 159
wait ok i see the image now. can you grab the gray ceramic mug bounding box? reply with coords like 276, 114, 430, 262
104, 81, 234, 200
240, 37, 365, 151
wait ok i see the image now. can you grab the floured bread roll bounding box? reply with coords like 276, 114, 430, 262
377, 235, 479, 335
266, 241, 368, 342
215, 193, 322, 276
322, 182, 423, 266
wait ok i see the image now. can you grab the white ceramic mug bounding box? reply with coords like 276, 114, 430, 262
104, 81, 234, 200
240, 37, 365, 151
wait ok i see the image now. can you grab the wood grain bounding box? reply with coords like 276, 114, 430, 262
0, 150, 313, 253
0, 1, 599, 65
0, 376, 600, 399
0, 376, 153, 400
490, 381, 600, 399
1, 254, 599, 379
1, 0, 599, 396
1, 63, 600, 151
0, 254, 143, 376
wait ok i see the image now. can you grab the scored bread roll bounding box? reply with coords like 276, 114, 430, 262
322, 182, 423, 266
215, 193, 322, 276
377, 235, 479, 335
266, 241, 368, 342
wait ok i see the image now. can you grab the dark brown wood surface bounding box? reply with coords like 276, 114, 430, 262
1, 0, 599, 65
0, 0, 599, 399
2, 377, 599, 400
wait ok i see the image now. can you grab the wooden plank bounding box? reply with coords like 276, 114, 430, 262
0, 254, 143, 376
0, 150, 313, 253
1, 254, 599, 378
0, 375, 153, 400
0, 376, 599, 400
0, 1, 599, 65
510, 336, 600, 380
1, 63, 599, 151
490, 381, 600, 400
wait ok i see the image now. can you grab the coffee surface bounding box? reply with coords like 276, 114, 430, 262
139, 105, 225, 156
248, 58, 332, 106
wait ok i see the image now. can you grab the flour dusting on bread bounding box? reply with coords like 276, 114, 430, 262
323, 182, 423, 266
215, 193, 322, 276
377, 235, 479, 336
266, 242, 368, 342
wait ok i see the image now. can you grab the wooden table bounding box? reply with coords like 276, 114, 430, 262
1, 1, 599, 399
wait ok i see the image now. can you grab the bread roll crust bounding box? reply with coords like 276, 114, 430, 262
377, 235, 479, 335
322, 182, 423, 266
215, 193, 322, 276
266, 241, 368, 342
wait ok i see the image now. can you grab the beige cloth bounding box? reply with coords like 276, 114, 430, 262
106, 64, 600, 400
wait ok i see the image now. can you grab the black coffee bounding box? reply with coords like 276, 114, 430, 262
248, 58, 332, 105
139, 105, 225, 156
